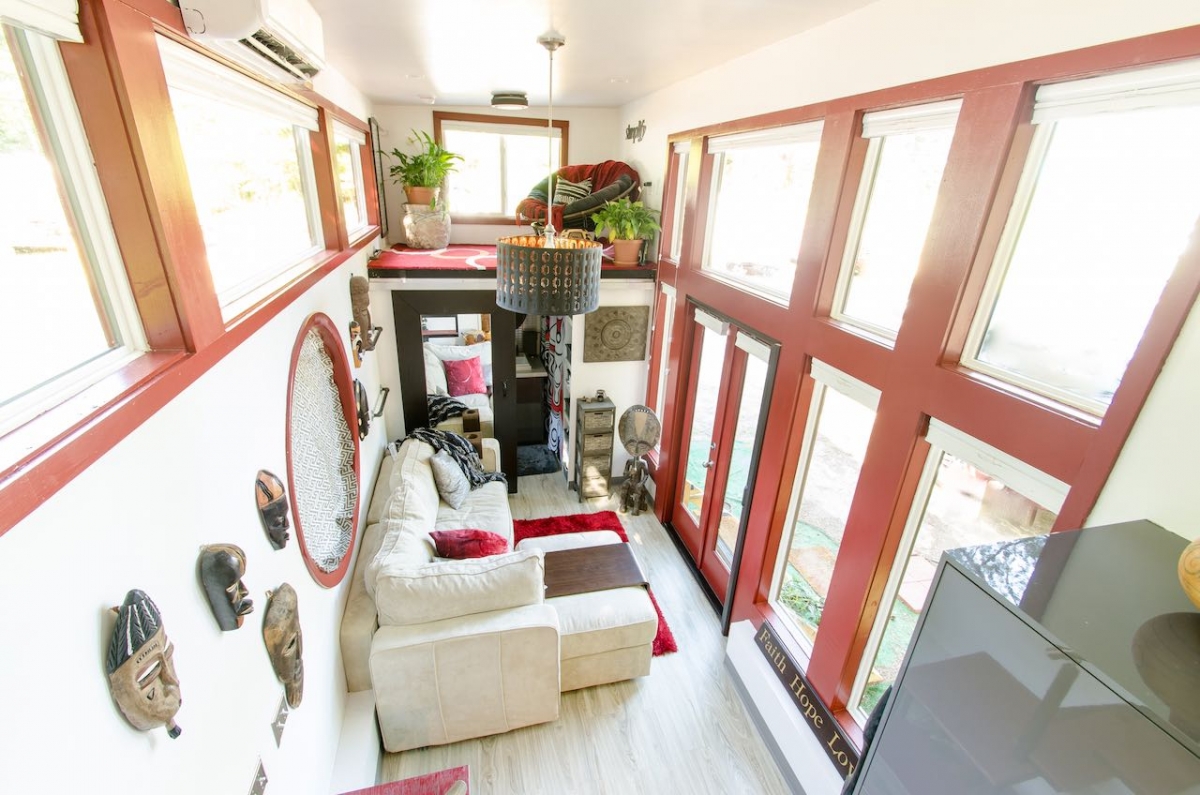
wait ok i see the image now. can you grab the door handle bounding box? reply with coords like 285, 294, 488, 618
502, 379, 509, 397
702, 460, 714, 469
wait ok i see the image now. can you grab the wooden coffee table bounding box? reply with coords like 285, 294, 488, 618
543, 542, 648, 599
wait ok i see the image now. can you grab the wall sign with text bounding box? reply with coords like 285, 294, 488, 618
755, 621, 859, 779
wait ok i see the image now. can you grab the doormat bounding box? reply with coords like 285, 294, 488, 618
513, 510, 678, 655
518, 443, 561, 476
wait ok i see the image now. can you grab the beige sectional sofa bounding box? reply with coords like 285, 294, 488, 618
341, 436, 657, 753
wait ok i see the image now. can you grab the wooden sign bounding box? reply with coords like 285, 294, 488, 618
754, 621, 859, 779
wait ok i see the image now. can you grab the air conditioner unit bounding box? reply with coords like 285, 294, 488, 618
180, 0, 326, 83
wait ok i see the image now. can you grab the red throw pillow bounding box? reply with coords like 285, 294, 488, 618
443, 356, 487, 397
430, 529, 510, 559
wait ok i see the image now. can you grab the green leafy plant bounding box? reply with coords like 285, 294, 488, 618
387, 130, 462, 189
590, 197, 661, 241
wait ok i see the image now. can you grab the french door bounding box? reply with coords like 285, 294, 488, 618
672, 307, 776, 613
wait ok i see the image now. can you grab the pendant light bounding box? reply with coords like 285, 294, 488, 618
496, 29, 602, 315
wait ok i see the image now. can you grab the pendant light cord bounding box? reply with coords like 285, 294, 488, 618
538, 30, 564, 248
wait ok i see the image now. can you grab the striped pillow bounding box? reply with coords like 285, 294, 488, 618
553, 177, 592, 206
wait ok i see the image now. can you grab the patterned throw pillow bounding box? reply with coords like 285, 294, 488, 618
430, 450, 470, 509
553, 177, 592, 206
430, 529, 510, 559
443, 356, 487, 397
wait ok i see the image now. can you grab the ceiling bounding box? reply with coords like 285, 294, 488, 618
307, 0, 876, 108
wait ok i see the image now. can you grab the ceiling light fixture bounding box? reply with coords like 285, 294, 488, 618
495, 29, 602, 315
491, 91, 529, 110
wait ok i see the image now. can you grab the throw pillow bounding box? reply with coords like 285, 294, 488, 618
563, 174, 636, 228
430, 529, 510, 559
553, 176, 592, 206
424, 346, 448, 395
430, 449, 470, 509
443, 356, 487, 397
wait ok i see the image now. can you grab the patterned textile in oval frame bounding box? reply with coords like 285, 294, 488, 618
286, 313, 361, 587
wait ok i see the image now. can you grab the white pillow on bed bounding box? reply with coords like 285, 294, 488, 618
424, 342, 493, 386
424, 347, 448, 395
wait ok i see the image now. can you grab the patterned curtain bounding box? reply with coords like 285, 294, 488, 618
541, 316, 569, 456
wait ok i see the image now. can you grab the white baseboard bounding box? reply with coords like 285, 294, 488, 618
725, 621, 844, 795
329, 690, 381, 794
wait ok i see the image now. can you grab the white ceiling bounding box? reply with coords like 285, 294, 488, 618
308, 0, 876, 108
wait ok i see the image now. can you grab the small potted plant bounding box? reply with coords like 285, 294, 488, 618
388, 130, 462, 208
590, 197, 661, 266
388, 130, 462, 249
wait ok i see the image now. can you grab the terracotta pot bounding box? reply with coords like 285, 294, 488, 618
612, 238, 643, 266
404, 186, 439, 206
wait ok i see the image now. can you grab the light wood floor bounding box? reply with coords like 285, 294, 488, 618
380, 473, 789, 795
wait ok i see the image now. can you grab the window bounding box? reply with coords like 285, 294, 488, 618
963, 61, 1200, 413
703, 121, 823, 304
435, 113, 566, 217
668, 142, 689, 261
333, 120, 368, 236
0, 23, 144, 439
832, 101, 960, 339
850, 421, 1067, 717
158, 37, 323, 321
770, 363, 879, 650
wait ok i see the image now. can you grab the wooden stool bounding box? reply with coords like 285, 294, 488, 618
461, 408, 480, 433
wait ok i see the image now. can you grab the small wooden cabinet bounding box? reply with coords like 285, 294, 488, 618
573, 398, 614, 501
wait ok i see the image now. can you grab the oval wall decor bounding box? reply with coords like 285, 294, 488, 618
286, 313, 361, 587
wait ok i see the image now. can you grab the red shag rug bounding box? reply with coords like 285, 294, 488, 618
513, 510, 678, 656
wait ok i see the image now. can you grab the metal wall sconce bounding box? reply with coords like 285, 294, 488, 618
625, 120, 646, 143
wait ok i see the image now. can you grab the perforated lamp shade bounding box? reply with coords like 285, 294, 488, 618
495, 235, 603, 315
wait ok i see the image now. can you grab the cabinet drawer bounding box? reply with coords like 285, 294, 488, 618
576, 455, 610, 480
580, 475, 610, 498
581, 410, 614, 432
581, 433, 612, 454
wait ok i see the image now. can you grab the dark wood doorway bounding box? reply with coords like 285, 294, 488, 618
391, 290, 519, 491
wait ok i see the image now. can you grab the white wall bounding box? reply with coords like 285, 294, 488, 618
371, 104, 620, 246
647, 1, 1200, 790
1088, 297, 1200, 540
0, 246, 387, 793
314, 62, 374, 123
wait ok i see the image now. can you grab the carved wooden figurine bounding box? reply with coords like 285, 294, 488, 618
350, 275, 375, 351
618, 457, 651, 516
198, 544, 253, 631
106, 589, 182, 738
255, 470, 290, 550
263, 583, 304, 708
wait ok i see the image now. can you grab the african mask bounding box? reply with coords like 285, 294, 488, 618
106, 589, 182, 738
263, 583, 304, 708
354, 378, 370, 441
198, 544, 253, 631
255, 470, 290, 550
349, 275, 374, 351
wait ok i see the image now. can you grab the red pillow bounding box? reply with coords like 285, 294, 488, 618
443, 356, 487, 397
430, 529, 509, 559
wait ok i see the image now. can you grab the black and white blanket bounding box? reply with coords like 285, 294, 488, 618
427, 394, 469, 427
406, 427, 506, 489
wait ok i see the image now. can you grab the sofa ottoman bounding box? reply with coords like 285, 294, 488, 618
516, 531, 658, 692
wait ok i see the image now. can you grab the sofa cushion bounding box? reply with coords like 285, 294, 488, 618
434, 480, 512, 542
430, 449, 470, 509
548, 587, 658, 660
366, 441, 441, 597
374, 548, 546, 626
443, 357, 487, 397
431, 529, 509, 559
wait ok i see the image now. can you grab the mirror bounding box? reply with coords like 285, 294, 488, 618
422, 314, 494, 440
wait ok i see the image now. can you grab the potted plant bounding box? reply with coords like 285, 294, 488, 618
591, 198, 661, 266
388, 130, 462, 207
388, 130, 462, 249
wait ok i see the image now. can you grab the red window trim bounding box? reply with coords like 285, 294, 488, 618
0, 240, 376, 539
646, 23, 1200, 718
0, 0, 382, 538
430, 110, 570, 223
